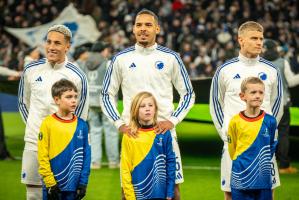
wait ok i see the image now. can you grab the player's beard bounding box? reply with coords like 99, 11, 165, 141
138, 41, 149, 47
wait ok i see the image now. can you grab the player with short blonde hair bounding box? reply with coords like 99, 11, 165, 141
210, 21, 283, 200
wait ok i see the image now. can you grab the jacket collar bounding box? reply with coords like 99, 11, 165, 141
238, 52, 259, 66
135, 43, 157, 55
47, 56, 68, 69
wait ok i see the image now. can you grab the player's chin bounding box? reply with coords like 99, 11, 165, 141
251, 102, 262, 107
138, 41, 149, 47
47, 56, 59, 64
254, 50, 262, 55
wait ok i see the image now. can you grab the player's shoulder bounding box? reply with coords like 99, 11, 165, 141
41, 114, 54, 125
215, 57, 240, 75
64, 61, 89, 85
111, 46, 135, 61
264, 112, 277, 124
65, 61, 86, 76
230, 113, 241, 123
122, 132, 133, 142
23, 58, 46, 73
229, 113, 243, 126
156, 45, 179, 58
258, 57, 279, 71
77, 116, 87, 124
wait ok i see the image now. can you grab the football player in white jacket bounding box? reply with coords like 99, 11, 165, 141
101, 9, 195, 200
210, 21, 283, 200
18, 25, 89, 200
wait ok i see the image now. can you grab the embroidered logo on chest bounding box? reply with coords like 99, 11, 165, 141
35, 76, 43, 82
233, 73, 241, 79
258, 72, 267, 80
155, 61, 164, 70
129, 62, 136, 69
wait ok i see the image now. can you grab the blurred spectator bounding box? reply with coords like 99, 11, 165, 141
0, 66, 21, 160
81, 41, 119, 169
23, 46, 40, 67
0, 66, 21, 80
263, 39, 299, 174
1, 0, 299, 79
0, 106, 13, 160
289, 51, 299, 74
192, 47, 212, 77
73, 46, 89, 69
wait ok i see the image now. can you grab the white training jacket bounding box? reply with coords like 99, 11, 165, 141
210, 53, 283, 141
101, 43, 195, 129
18, 57, 89, 151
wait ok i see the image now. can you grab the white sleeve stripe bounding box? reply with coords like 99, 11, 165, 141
172, 93, 192, 118
101, 62, 119, 121
213, 74, 224, 120
156, 46, 193, 118
273, 72, 282, 117
102, 47, 135, 121
103, 94, 120, 121
211, 58, 239, 126
102, 46, 134, 92
102, 59, 122, 121
66, 63, 88, 117
18, 76, 28, 122
66, 63, 87, 117
212, 77, 223, 126
172, 51, 193, 116
65, 64, 85, 116
23, 58, 46, 71
259, 59, 282, 117
18, 59, 46, 122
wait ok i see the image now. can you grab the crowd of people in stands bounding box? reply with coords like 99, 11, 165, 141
0, 0, 299, 79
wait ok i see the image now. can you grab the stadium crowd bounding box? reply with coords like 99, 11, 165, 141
1, 0, 299, 78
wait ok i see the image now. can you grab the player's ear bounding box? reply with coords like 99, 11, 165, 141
239, 92, 245, 101
133, 24, 137, 35
155, 24, 160, 34
238, 36, 243, 47
65, 41, 70, 53
53, 96, 60, 105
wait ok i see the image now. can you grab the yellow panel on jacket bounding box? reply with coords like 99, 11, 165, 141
41, 114, 77, 159
228, 112, 264, 160
121, 128, 156, 200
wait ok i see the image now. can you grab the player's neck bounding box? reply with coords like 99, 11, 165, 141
239, 50, 258, 59
139, 119, 154, 126
48, 58, 66, 68
56, 110, 74, 120
136, 42, 155, 48
244, 107, 261, 118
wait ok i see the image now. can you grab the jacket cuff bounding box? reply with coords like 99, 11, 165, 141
114, 119, 126, 130
169, 116, 179, 127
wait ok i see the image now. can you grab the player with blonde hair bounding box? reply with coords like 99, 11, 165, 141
210, 21, 283, 200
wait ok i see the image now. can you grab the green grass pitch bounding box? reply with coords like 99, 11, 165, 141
0, 112, 298, 199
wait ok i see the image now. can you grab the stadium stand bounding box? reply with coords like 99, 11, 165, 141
0, 0, 298, 78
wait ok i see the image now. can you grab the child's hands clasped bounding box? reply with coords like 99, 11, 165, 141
76, 184, 86, 200
47, 184, 60, 200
